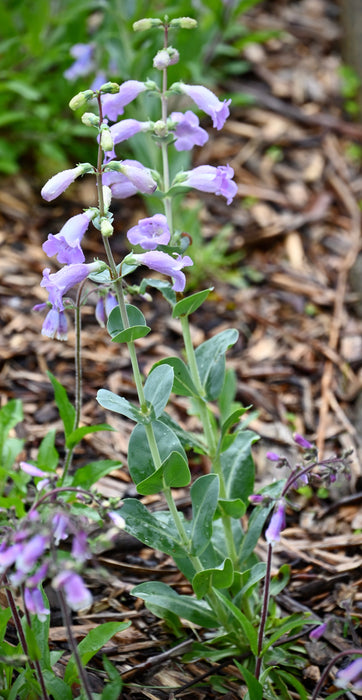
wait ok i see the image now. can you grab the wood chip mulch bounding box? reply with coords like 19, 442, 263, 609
0, 0, 361, 697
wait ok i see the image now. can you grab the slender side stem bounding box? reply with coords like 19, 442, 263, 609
57, 589, 94, 700
22, 587, 51, 700
5, 582, 29, 656
311, 649, 362, 700
255, 542, 273, 680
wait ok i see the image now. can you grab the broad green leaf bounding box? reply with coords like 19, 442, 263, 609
172, 288, 213, 318
97, 390, 149, 424
221, 430, 257, 504
37, 429, 58, 472
64, 621, 130, 684
0, 399, 23, 446
66, 423, 115, 449
121, 499, 186, 558
155, 357, 198, 397
193, 558, 234, 598
47, 372, 75, 439
0, 608, 12, 643
217, 497, 246, 519
71, 459, 121, 489
220, 407, 250, 445
107, 304, 150, 343
237, 562, 267, 600
139, 277, 176, 306
234, 661, 263, 700
134, 450, 191, 496
42, 671, 73, 700
195, 329, 239, 400
128, 421, 187, 489
214, 589, 258, 654
132, 581, 218, 628
190, 474, 219, 556
2, 437, 24, 472
144, 364, 174, 417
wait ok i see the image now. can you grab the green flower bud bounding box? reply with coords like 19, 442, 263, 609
81, 112, 100, 127
153, 120, 168, 138
101, 218, 114, 237
170, 17, 197, 29
100, 126, 114, 152
69, 90, 94, 111
133, 18, 162, 31
99, 82, 120, 95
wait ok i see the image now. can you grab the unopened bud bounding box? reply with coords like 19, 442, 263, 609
153, 120, 168, 137
133, 18, 162, 31
99, 82, 120, 95
101, 218, 114, 237
170, 17, 197, 29
81, 112, 100, 127
153, 47, 179, 70
100, 126, 114, 152
69, 90, 94, 111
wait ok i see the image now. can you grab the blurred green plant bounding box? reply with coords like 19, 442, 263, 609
338, 64, 361, 117
0, 0, 277, 176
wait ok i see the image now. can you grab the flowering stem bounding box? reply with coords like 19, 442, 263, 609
57, 588, 94, 700
160, 27, 173, 233
21, 588, 51, 700
310, 649, 362, 700
255, 542, 273, 680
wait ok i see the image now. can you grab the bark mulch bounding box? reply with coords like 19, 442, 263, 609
0, 0, 361, 697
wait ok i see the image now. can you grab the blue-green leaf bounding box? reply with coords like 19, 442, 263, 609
107, 304, 150, 343
144, 364, 174, 417
221, 430, 258, 504
97, 390, 149, 423
132, 581, 218, 628
217, 497, 246, 519
128, 421, 187, 489
154, 357, 198, 397
193, 558, 234, 598
172, 288, 213, 318
190, 474, 219, 556
195, 329, 239, 400
121, 499, 186, 558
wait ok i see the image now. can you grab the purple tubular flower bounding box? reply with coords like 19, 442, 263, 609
96, 292, 118, 326
127, 214, 170, 250
16, 534, 48, 574
40, 262, 102, 312
109, 119, 147, 145
177, 83, 231, 130
293, 433, 313, 449
103, 159, 157, 197
181, 164, 237, 205
41, 308, 68, 340
27, 562, 49, 588
53, 570, 92, 611
52, 512, 69, 545
41, 165, 85, 202
64, 43, 94, 81
0, 544, 23, 572
102, 80, 147, 122
170, 111, 209, 151
248, 494, 264, 505
266, 451, 281, 462
109, 511, 125, 528
309, 623, 327, 641
24, 586, 50, 622
42, 211, 94, 264
336, 657, 362, 690
71, 531, 89, 562
20, 462, 51, 478
265, 500, 286, 544
132, 251, 193, 292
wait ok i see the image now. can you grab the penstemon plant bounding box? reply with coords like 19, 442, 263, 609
0, 14, 360, 700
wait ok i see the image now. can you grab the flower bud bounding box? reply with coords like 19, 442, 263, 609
153, 120, 168, 138
102, 185, 112, 211
153, 47, 179, 70
69, 89, 94, 110
170, 17, 197, 29
100, 125, 114, 152
99, 81, 120, 94
81, 112, 100, 127
133, 18, 162, 31
100, 218, 114, 237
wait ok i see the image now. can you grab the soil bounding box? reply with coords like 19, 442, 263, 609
0, 0, 361, 697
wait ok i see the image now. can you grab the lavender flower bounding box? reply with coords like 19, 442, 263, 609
95, 292, 118, 327
64, 44, 94, 81
131, 251, 193, 292
19, 462, 51, 478
42, 211, 94, 264
102, 80, 147, 122
0, 544, 23, 572
103, 159, 157, 197
293, 433, 313, 449
71, 531, 89, 562
266, 451, 282, 462
24, 586, 50, 622
40, 308, 68, 341
127, 214, 170, 250
53, 570, 92, 611
177, 164, 237, 205
16, 534, 49, 575
336, 657, 362, 690
173, 82, 231, 130
41, 165, 90, 202
52, 512, 69, 545
309, 623, 327, 641
109, 118, 149, 146
109, 511, 125, 529
170, 111, 209, 151
265, 500, 286, 544
40, 262, 103, 313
